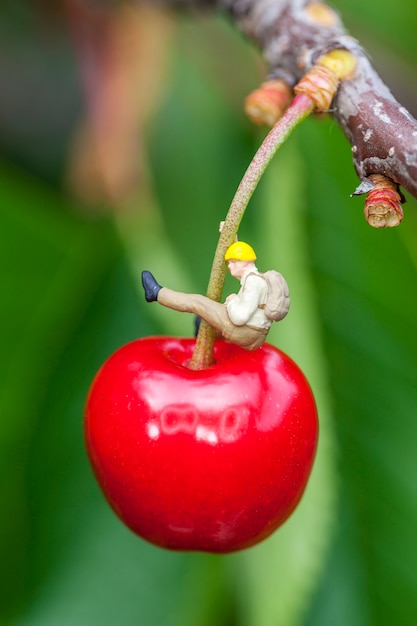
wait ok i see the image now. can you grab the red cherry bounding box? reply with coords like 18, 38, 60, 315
85, 337, 318, 553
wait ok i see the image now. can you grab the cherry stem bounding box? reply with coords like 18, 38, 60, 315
188, 93, 314, 370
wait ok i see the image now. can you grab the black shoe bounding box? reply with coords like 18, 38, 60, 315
194, 316, 201, 337
141, 271, 162, 302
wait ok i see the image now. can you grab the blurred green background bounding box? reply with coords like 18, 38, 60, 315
1, 1, 417, 625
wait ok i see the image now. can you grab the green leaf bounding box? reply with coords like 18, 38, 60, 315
299, 118, 417, 625
0, 162, 120, 621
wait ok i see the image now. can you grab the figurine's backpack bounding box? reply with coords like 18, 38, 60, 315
258, 270, 290, 322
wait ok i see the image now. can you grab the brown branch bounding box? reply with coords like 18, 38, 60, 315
333, 40, 417, 198
219, 0, 417, 200
146, 0, 417, 214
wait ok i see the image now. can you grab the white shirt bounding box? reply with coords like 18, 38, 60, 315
226, 267, 270, 330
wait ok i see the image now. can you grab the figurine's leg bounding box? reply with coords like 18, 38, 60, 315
157, 287, 266, 350
157, 287, 229, 334
226, 325, 268, 350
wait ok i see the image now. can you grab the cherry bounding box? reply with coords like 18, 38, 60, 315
85, 337, 318, 553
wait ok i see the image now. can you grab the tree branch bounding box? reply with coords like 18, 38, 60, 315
147, 0, 417, 219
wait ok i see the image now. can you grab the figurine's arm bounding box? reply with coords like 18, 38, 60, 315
226, 275, 267, 326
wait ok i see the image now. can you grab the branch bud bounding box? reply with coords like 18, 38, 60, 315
304, 2, 341, 27
317, 49, 357, 81
294, 64, 339, 111
294, 49, 357, 111
364, 174, 404, 228
244, 79, 292, 126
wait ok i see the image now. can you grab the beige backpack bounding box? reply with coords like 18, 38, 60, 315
259, 270, 290, 322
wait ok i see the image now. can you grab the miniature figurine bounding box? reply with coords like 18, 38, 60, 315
142, 241, 290, 351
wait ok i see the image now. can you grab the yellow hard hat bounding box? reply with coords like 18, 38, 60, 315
224, 241, 257, 262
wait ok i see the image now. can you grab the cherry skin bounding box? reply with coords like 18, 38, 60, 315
85, 337, 318, 553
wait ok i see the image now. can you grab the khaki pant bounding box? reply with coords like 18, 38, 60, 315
158, 287, 268, 351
